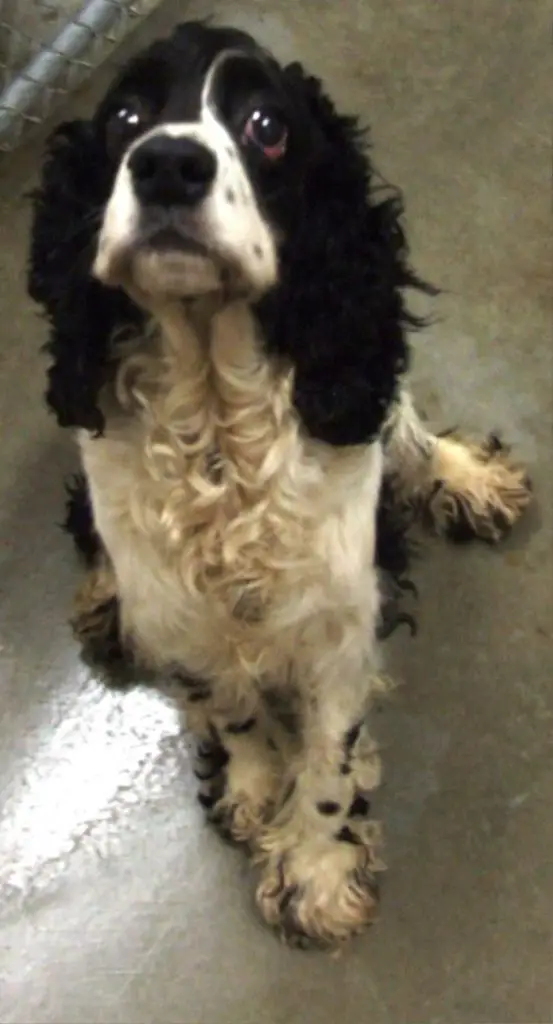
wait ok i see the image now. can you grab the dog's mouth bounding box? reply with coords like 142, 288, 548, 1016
94, 217, 232, 299
130, 224, 225, 298
142, 225, 209, 258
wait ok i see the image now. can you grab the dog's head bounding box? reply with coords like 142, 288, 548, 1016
92, 22, 310, 300
29, 20, 426, 440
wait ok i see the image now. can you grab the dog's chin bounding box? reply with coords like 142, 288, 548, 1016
94, 231, 227, 301
130, 246, 223, 299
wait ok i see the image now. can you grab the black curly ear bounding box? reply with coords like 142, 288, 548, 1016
28, 120, 139, 432
257, 63, 434, 447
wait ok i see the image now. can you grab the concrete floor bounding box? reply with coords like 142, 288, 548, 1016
0, 1, 551, 1021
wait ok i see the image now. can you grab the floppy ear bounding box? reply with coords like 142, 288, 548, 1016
28, 120, 139, 432
257, 63, 433, 447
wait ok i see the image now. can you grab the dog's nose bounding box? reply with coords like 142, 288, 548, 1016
129, 135, 216, 206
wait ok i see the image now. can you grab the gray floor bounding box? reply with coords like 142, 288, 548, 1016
0, 2, 551, 1022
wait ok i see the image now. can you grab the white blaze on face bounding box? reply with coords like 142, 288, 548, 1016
93, 52, 279, 296
183, 107, 278, 292
93, 158, 140, 284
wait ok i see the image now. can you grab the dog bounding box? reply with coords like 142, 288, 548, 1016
27, 20, 531, 948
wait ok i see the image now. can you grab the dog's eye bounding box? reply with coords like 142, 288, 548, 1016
242, 109, 288, 161
105, 99, 152, 158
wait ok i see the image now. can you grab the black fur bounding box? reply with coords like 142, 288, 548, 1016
375, 475, 418, 639
64, 473, 101, 566
64, 474, 126, 669
257, 63, 433, 446
28, 120, 141, 432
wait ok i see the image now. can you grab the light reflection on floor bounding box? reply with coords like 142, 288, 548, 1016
0, 673, 184, 901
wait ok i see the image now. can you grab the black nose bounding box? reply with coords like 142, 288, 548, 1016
129, 135, 216, 206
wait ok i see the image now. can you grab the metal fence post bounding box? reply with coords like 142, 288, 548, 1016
0, 0, 160, 151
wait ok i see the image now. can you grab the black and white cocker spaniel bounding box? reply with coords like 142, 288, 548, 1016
28, 20, 531, 948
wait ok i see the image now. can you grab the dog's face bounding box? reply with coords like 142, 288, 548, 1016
30, 20, 418, 442
93, 22, 320, 300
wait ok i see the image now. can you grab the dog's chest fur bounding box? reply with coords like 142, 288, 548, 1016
80, 302, 382, 683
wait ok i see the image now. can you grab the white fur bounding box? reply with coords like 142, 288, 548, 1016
80, 300, 382, 698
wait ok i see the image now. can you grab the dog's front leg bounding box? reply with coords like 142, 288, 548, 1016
383, 387, 532, 542
256, 630, 384, 948
182, 678, 288, 847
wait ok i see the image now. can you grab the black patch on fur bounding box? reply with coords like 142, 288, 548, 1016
195, 728, 230, 825
197, 736, 227, 761
194, 764, 221, 782
197, 790, 217, 810
187, 687, 212, 703
344, 722, 362, 751
340, 721, 364, 779
335, 825, 361, 845
176, 673, 208, 692
207, 722, 220, 743
77, 596, 126, 670
63, 473, 101, 566
375, 473, 419, 639
194, 738, 229, 780
278, 881, 300, 915
63, 474, 127, 671
225, 716, 256, 734
316, 800, 341, 815
348, 794, 371, 818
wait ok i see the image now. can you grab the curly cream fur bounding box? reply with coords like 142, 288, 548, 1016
80, 300, 382, 692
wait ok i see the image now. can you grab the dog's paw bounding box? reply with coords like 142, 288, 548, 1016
426, 433, 532, 543
195, 731, 283, 846
210, 787, 278, 846
256, 819, 383, 948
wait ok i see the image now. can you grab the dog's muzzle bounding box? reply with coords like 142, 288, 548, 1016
94, 135, 224, 298
94, 120, 278, 300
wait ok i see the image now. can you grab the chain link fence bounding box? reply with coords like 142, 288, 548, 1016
0, 0, 162, 152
